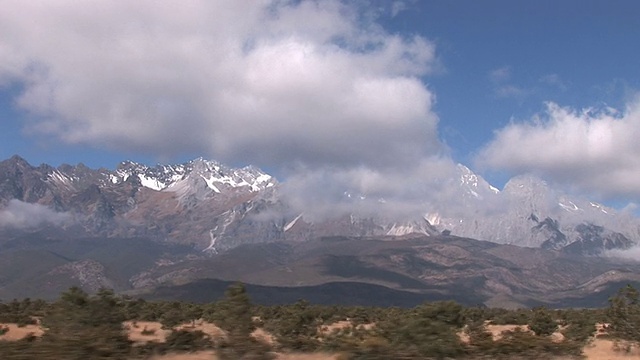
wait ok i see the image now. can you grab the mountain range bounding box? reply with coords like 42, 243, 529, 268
1, 155, 639, 307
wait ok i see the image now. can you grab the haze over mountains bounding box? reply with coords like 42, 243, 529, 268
1, 155, 639, 307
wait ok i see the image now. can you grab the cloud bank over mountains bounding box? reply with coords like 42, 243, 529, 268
478, 96, 640, 200
1, 0, 639, 211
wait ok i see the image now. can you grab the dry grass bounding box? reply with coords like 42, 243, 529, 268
0, 323, 45, 341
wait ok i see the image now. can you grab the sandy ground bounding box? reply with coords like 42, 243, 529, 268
0, 323, 45, 341
252, 326, 276, 346
3, 319, 640, 360
486, 324, 533, 340
583, 339, 640, 359
318, 320, 375, 336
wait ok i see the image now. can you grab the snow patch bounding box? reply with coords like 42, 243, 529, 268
203, 228, 219, 254
558, 200, 580, 212
284, 213, 303, 232
138, 174, 164, 191
48, 171, 73, 188
425, 213, 441, 226
590, 202, 609, 214
201, 175, 221, 193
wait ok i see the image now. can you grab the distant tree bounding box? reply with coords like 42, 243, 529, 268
561, 309, 596, 343
607, 284, 640, 347
38, 287, 131, 359
162, 329, 210, 352
214, 282, 254, 337
465, 320, 494, 353
155, 301, 184, 329
266, 300, 321, 351
379, 301, 466, 358
529, 307, 558, 337
185, 303, 203, 327
213, 283, 274, 360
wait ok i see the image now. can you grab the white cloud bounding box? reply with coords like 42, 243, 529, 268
605, 246, 640, 262
0, 200, 71, 229
391, 1, 408, 17
476, 95, 640, 200
280, 157, 476, 221
0, 0, 440, 171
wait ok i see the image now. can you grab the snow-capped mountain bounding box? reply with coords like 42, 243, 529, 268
420, 170, 635, 253
111, 158, 275, 193
0, 155, 636, 255
0, 155, 279, 249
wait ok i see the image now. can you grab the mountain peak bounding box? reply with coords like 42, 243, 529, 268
503, 174, 549, 194
3, 154, 32, 169
454, 163, 500, 198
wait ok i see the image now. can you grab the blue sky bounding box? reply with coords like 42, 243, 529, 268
393, 0, 639, 155
1, 0, 639, 206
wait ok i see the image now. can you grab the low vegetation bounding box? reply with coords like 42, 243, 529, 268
1, 283, 640, 359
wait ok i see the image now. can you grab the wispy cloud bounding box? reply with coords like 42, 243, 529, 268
494, 84, 529, 99
391, 1, 408, 17
539, 73, 568, 91
0, 200, 71, 229
605, 246, 640, 262
488, 66, 529, 99
489, 66, 512, 83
